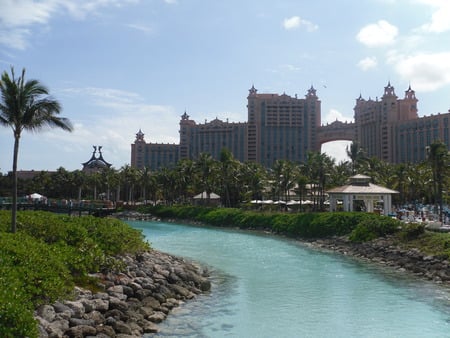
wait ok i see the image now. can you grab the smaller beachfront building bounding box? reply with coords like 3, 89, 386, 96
327, 174, 398, 216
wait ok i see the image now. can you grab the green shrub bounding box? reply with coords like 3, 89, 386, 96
0, 268, 38, 338
0, 232, 74, 307
0, 210, 151, 336
198, 208, 243, 226
349, 223, 379, 242
349, 216, 400, 242
399, 222, 425, 240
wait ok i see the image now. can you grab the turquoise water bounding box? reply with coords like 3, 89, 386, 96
129, 221, 450, 338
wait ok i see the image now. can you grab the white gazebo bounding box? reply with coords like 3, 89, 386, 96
327, 174, 398, 216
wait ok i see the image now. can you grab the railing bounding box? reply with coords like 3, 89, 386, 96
0, 199, 116, 217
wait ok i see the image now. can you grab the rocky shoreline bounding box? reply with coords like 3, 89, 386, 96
35, 250, 211, 338
307, 235, 450, 284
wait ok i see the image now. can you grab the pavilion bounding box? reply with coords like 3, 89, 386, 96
327, 174, 398, 216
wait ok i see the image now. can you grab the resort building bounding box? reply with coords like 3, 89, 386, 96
131, 83, 450, 170
179, 112, 248, 163
354, 82, 450, 163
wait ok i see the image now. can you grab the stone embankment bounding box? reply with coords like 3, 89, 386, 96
35, 250, 211, 338
310, 236, 450, 284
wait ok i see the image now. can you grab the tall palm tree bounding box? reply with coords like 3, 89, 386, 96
305, 152, 335, 211
427, 141, 449, 222
195, 153, 216, 203
346, 141, 366, 174
241, 161, 266, 202
219, 148, 240, 207
0, 67, 73, 233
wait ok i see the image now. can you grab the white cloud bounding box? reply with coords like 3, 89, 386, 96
389, 52, 450, 91
0, 28, 30, 50
321, 141, 351, 163
356, 20, 398, 47
0, 0, 140, 49
46, 86, 181, 168
357, 56, 378, 71
323, 108, 354, 124
418, 0, 450, 33
283, 16, 318, 32
125, 23, 154, 35
0, 0, 56, 27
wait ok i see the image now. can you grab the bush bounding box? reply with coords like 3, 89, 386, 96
0, 210, 152, 335
399, 222, 425, 240
349, 223, 379, 242
349, 216, 400, 242
0, 264, 39, 338
0, 232, 74, 306
198, 208, 243, 226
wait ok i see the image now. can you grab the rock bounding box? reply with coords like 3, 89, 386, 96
96, 325, 116, 337
45, 319, 69, 337
142, 320, 160, 333
168, 284, 191, 298
63, 301, 85, 319
35, 250, 211, 337
109, 297, 129, 312
69, 317, 95, 327
135, 288, 153, 300
147, 311, 167, 323
52, 301, 73, 314
139, 306, 154, 318
36, 305, 56, 322
113, 320, 133, 334
64, 325, 96, 338
85, 310, 105, 325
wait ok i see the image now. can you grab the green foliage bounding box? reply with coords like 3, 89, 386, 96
0, 263, 39, 338
399, 222, 425, 240
349, 216, 400, 242
145, 206, 401, 240
198, 208, 244, 227
0, 232, 74, 306
396, 231, 450, 259
349, 223, 379, 242
0, 210, 151, 335
141, 205, 212, 220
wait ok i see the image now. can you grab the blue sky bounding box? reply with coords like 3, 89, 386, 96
1, 0, 450, 173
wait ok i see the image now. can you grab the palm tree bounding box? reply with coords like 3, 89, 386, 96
176, 159, 196, 204
346, 141, 366, 174
427, 141, 449, 222
241, 161, 266, 202
305, 152, 335, 211
0, 67, 73, 233
195, 153, 216, 203
219, 148, 241, 207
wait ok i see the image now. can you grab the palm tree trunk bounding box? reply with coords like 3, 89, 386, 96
11, 135, 19, 233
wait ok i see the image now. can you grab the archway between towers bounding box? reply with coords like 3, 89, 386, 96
317, 120, 355, 162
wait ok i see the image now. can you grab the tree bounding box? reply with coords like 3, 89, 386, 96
346, 141, 366, 174
305, 152, 335, 211
195, 153, 217, 203
427, 141, 449, 222
219, 148, 242, 207
0, 67, 73, 233
241, 162, 266, 202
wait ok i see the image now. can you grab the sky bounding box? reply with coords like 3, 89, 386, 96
1, 0, 450, 173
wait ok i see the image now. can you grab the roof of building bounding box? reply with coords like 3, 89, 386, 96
327, 174, 398, 195
82, 146, 112, 171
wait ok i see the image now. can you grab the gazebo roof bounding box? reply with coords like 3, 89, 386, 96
327, 183, 398, 195
327, 174, 398, 195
